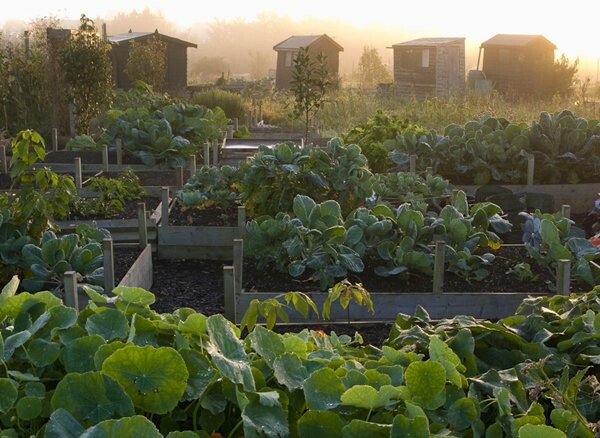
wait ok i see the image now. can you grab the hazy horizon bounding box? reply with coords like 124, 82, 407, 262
2, 2, 598, 81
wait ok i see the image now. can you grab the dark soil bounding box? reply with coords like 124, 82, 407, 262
0, 174, 12, 189
168, 202, 240, 226
114, 246, 143, 284
67, 196, 161, 220
45, 150, 142, 165
102, 170, 189, 187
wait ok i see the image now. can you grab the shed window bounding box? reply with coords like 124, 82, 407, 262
285, 51, 294, 67
421, 49, 430, 68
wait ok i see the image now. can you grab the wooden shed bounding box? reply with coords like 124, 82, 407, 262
390, 37, 465, 99
107, 30, 197, 94
273, 34, 343, 90
479, 34, 556, 96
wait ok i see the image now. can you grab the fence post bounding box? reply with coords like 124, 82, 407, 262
409, 154, 417, 174
63, 271, 79, 310
433, 241, 445, 294
188, 154, 196, 176
237, 206, 246, 238
52, 128, 58, 152
176, 165, 184, 188
212, 139, 219, 166
137, 202, 148, 249
234, 118, 239, 131
556, 259, 571, 296
233, 239, 243, 296
102, 238, 115, 294
161, 187, 170, 228
223, 266, 236, 322
102, 144, 109, 172
203, 142, 210, 166
527, 154, 535, 186
1, 145, 7, 174
74, 157, 82, 189
561, 204, 571, 219
116, 138, 123, 166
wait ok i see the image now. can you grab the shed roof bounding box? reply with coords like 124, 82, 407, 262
392, 37, 465, 47
107, 30, 197, 48
480, 34, 556, 49
273, 34, 344, 51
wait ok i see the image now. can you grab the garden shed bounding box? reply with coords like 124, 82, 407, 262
390, 37, 465, 99
479, 34, 556, 96
107, 30, 197, 94
273, 34, 344, 90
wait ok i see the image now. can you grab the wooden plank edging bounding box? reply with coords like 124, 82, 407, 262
118, 244, 153, 290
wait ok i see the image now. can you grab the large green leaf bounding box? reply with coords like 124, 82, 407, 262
303, 367, 346, 410
391, 414, 429, 438
44, 408, 85, 438
16, 395, 42, 421
0, 275, 19, 309
111, 286, 155, 306
0, 378, 18, 413
180, 349, 215, 402
341, 419, 391, 438
79, 415, 162, 438
293, 195, 316, 226
63, 335, 106, 373
28, 338, 61, 367
298, 410, 344, 438
242, 391, 289, 438
250, 325, 285, 366
102, 345, 188, 414
405, 360, 446, 409
273, 353, 308, 391
341, 384, 402, 410
448, 397, 479, 431
51, 371, 134, 425
206, 314, 255, 392
429, 335, 464, 388
518, 424, 566, 438
85, 308, 129, 341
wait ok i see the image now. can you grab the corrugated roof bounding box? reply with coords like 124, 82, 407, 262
392, 37, 465, 47
107, 31, 197, 48
481, 34, 556, 49
273, 34, 344, 51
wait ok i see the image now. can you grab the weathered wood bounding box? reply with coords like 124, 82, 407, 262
204, 142, 210, 166
237, 206, 246, 238
74, 157, 82, 189
161, 187, 170, 228
188, 154, 196, 175
223, 266, 235, 321
234, 291, 546, 322
409, 154, 417, 174
234, 118, 239, 130
102, 144, 109, 172
561, 204, 571, 219
1, 145, 7, 174
157, 245, 233, 260
63, 271, 79, 310
52, 128, 58, 152
556, 259, 571, 296
176, 166, 184, 188
137, 203, 148, 248
118, 244, 153, 290
527, 154, 535, 186
233, 239, 243, 296
103, 239, 115, 294
116, 139, 123, 165
433, 241, 445, 294
212, 139, 219, 166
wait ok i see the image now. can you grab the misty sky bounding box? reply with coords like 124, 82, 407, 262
2, 0, 599, 78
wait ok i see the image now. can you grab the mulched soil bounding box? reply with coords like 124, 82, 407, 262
45, 150, 142, 165
66, 196, 161, 221
168, 202, 240, 226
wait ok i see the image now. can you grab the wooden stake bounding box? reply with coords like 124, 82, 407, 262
212, 139, 219, 166
52, 128, 58, 152
227, 125, 234, 139
234, 117, 239, 131
137, 202, 148, 249
102, 238, 115, 294
237, 206, 246, 238
74, 157, 82, 189
102, 144, 109, 172
176, 165, 184, 188
433, 241, 445, 294
203, 142, 210, 166
409, 154, 417, 174
561, 204, 571, 219
556, 259, 571, 295
188, 154, 196, 175
223, 266, 235, 322
300, 137, 304, 148
0, 145, 7, 174
116, 138, 123, 166
233, 239, 243, 295
161, 187, 170, 228
527, 154, 535, 186
63, 270, 79, 310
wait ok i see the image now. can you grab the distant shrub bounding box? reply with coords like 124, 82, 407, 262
191, 89, 246, 120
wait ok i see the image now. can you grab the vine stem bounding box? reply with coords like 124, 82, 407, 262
227, 419, 244, 438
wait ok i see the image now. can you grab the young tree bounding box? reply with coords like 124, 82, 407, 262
357, 46, 391, 89
60, 15, 112, 134
290, 47, 331, 143
124, 34, 167, 91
